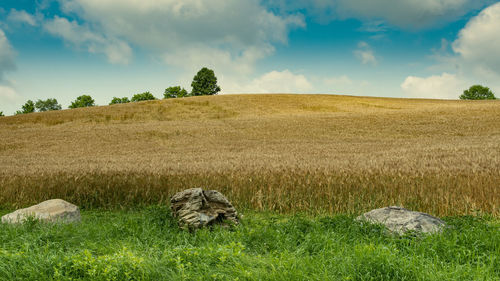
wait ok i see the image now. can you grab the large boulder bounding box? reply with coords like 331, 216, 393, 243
170, 188, 239, 229
356, 206, 446, 234
1, 199, 81, 224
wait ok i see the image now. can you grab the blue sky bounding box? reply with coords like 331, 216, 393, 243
1, 0, 499, 114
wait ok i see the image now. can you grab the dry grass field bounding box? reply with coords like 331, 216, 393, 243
1, 94, 499, 216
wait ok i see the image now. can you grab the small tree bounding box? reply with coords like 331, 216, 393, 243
16, 100, 35, 114
164, 86, 189, 99
109, 97, 130, 105
35, 98, 62, 112
460, 85, 496, 100
191, 67, 221, 96
131, 91, 156, 102
0, 111, 4, 117
69, 95, 95, 108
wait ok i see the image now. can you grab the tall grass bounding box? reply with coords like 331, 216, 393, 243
0, 208, 499, 280
1, 94, 499, 216
0, 170, 498, 216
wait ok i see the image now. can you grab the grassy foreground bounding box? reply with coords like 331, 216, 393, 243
0, 207, 498, 281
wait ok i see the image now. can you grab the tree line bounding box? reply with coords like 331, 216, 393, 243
2, 67, 221, 116
0, 72, 497, 117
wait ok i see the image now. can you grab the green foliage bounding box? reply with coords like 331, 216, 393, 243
0, 111, 4, 117
460, 85, 496, 100
16, 100, 35, 114
131, 91, 156, 102
35, 98, 62, 112
164, 86, 189, 99
54, 248, 146, 280
15, 99, 62, 114
69, 95, 95, 109
191, 67, 221, 96
109, 97, 130, 105
0, 209, 498, 280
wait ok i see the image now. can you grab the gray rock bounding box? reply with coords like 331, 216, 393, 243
356, 206, 446, 234
170, 188, 239, 229
1, 199, 81, 224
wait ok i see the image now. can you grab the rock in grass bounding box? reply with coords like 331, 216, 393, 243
170, 188, 239, 229
1, 199, 81, 224
356, 206, 446, 234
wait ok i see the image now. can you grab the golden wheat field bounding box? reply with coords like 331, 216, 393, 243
1, 94, 499, 216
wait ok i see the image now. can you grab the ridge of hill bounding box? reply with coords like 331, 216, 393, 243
2, 94, 497, 125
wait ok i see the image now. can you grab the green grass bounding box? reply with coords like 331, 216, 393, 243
0, 207, 498, 280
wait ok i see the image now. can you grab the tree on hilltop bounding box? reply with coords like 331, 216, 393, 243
35, 98, 62, 111
109, 97, 130, 105
0, 111, 4, 116
460, 85, 496, 100
16, 100, 35, 114
191, 67, 221, 96
131, 91, 156, 102
69, 95, 95, 108
164, 86, 189, 99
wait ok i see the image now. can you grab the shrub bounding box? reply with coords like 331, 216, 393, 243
55, 248, 146, 280
460, 85, 496, 100
191, 67, 221, 96
164, 86, 189, 99
35, 98, 62, 112
0, 111, 4, 117
69, 95, 95, 109
109, 97, 130, 105
16, 100, 35, 114
131, 91, 156, 102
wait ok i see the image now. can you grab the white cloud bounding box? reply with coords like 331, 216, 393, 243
102, 40, 133, 65
354, 41, 377, 65
271, 0, 492, 28
0, 29, 21, 113
224, 72, 377, 96
57, 0, 304, 47
225, 69, 313, 94
0, 28, 16, 81
43, 16, 132, 64
6, 9, 38, 26
45, 0, 304, 72
334, 0, 479, 28
163, 45, 274, 77
401, 2, 500, 99
401, 72, 467, 99
452, 2, 500, 78
0, 84, 20, 103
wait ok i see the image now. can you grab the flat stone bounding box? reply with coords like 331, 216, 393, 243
1, 199, 81, 224
356, 206, 446, 234
170, 188, 239, 229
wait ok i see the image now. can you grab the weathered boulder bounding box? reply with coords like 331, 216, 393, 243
1, 199, 81, 224
170, 188, 239, 229
356, 206, 446, 234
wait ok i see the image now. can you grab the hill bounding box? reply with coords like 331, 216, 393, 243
1, 94, 499, 216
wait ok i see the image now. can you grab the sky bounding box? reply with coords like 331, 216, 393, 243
0, 0, 499, 115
